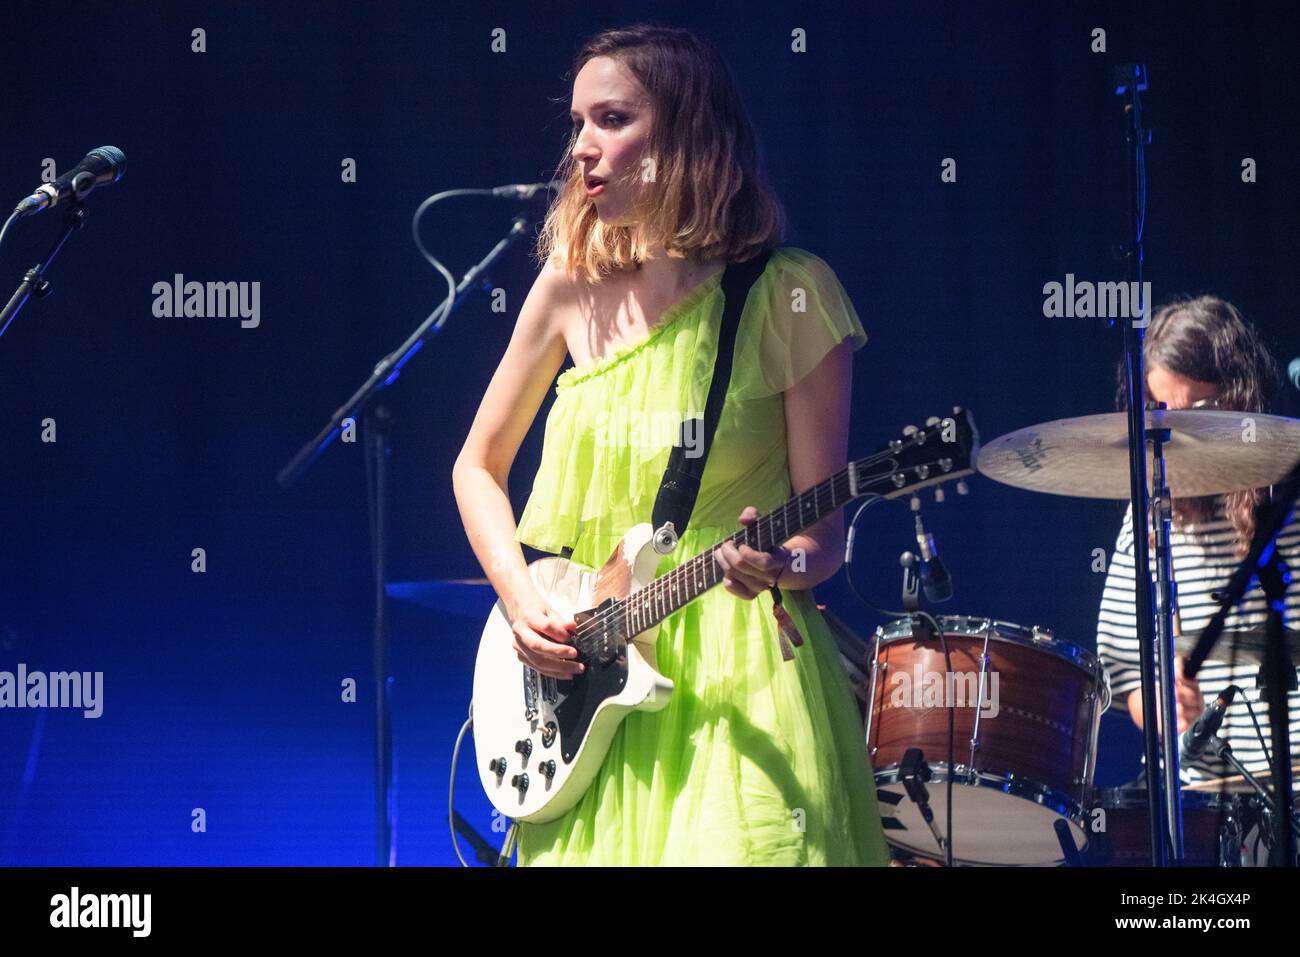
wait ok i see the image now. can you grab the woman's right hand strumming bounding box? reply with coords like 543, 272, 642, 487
511, 598, 583, 679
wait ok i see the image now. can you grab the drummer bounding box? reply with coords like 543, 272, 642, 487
1095, 295, 1300, 802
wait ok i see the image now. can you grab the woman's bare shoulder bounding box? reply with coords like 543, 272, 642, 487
536, 254, 625, 334
536, 255, 600, 315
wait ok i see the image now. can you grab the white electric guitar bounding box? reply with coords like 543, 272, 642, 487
472, 409, 979, 822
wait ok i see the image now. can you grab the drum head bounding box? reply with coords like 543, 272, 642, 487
876, 767, 1087, 866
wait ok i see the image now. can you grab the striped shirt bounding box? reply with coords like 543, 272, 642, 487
1096, 495, 1300, 783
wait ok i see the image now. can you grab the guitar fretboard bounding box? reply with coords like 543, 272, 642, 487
620, 463, 868, 638
567, 408, 975, 654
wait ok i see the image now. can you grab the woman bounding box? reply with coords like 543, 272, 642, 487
1096, 295, 1300, 787
452, 23, 889, 865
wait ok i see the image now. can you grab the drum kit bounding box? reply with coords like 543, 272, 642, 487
853, 408, 1300, 866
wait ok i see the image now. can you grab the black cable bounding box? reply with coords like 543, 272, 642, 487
0, 211, 25, 340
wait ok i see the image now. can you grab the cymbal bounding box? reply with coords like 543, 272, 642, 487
1175, 629, 1300, 670
976, 410, 1300, 499
1183, 765, 1300, 794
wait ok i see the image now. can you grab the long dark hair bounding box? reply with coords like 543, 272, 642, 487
1114, 295, 1282, 556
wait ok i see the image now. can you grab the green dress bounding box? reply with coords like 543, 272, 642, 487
513, 246, 889, 866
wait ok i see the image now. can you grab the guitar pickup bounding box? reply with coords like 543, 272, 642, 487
523, 665, 539, 719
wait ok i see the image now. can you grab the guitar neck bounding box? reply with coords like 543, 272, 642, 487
618, 408, 976, 640
621, 464, 860, 638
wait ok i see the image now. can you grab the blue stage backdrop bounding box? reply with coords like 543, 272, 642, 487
1, 0, 1297, 864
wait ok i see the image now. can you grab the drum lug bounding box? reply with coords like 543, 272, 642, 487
969, 625, 994, 770
864, 631, 884, 751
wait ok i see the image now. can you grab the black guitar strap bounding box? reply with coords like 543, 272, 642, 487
648, 248, 772, 554
559, 248, 773, 561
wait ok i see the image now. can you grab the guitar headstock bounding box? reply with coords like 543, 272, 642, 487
852, 407, 980, 501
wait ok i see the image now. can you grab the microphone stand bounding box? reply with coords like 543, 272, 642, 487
1112, 62, 1182, 865
1185, 453, 1300, 866
1203, 737, 1300, 851
277, 212, 539, 866
0, 203, 88, 341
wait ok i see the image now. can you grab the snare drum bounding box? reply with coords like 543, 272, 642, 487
866, 615, 1110, 866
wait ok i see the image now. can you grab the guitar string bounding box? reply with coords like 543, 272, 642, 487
567, 450, 919, 652
623, 435, 922, 625
571, 468, 868, 651
571, 412, 968, 652
563, 432, 944, 652
609, 470, 864, 633
623, 471, 856, 633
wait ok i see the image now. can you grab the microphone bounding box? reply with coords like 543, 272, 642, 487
913, 506, 953, 603
14, 146, 126, 217
1180, 686, 1238, 761
899, 747, 947, 854
491, 179, 563, 200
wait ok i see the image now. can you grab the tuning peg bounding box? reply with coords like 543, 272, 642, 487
934, 485, 945, 503
925, 416, 941, 428
909, 494, 921, 512
956, 480, 970, 496
901, 424, 918, 437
